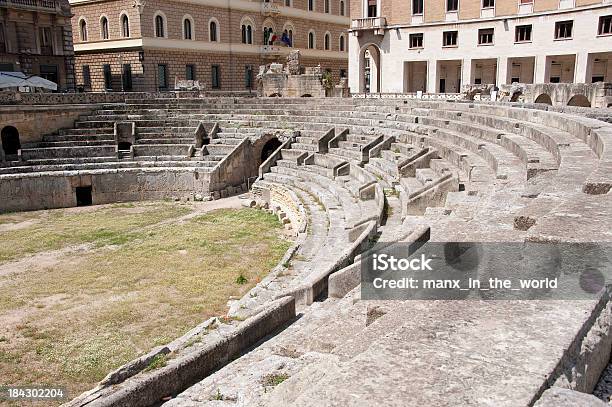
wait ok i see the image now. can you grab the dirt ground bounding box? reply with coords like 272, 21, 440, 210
0, 198, 291, 403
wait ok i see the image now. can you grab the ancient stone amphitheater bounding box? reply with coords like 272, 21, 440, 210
2, 95, 612, 406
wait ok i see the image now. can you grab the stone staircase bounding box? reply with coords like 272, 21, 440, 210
3, 96, 612, 406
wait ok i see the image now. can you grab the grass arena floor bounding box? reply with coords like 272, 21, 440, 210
0, 200, 292, 402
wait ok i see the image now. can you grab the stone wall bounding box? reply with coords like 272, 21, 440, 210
260, 72, 327, 97
0, 169, 212, 213
0, 104, 97, 144
499, 82, 612, 108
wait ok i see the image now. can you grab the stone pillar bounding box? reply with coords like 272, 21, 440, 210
461, 58, 472, 87
497, 56, 508, 86
62, 25, 76, 91
574, 52, 590, 84
534, 54, 548, 84
426, 60, 437, 93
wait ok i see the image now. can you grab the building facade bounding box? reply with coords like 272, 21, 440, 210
348, 0, 612, 94
69, 0, 349, 92
0, 0, 76, 91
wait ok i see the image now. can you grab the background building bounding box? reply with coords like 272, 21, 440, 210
348, 0, 612, 94
0, 0, 76, 91
70, 0, 350, 92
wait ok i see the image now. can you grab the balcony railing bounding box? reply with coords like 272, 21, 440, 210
260, 45, 283, 56
351, 17, 387, 30
0, 0, 58, 12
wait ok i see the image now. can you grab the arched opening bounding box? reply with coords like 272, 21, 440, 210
100, 16, 109, 40
121, 14, 130, 38
80, 19, 88, 41
1, 126, 20, 156
301, 94, 312, 97
269, 92, 281, 97
510, 91, 522, 102
117, 141, 132, 151
184, 18, 193, 40
534, 93, 553, 105
210, 20, 218, 42
308, 31, 315, 49
260, 137, 282, 162
155, 14, 165, 38
359, 44, 382, 94
567, 94, 591, 107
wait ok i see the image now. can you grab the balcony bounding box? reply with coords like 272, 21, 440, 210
351, 17, 387, 36
0, 0, 59, 12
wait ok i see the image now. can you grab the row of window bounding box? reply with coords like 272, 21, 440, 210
79, 13, 346, 51
0, 22, 55, 55
412, 0, 557, 15
408, 16, 612, 48
79, 14, 130, 41
81, 63, 346, 91
306, 0, 346, 14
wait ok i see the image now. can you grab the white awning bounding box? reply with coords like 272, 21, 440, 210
0, 72, 58, 91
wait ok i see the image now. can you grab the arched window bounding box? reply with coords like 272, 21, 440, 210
79, 19, 88, 41
324, 32, 331, 50
209, 19, 219, 42
340, 0, 345, 15
155, 13, 165, 38
121, 14, 130, 38
183, 16, 193, 40
283, 24, 294, 47
100, 16, 109, 40
242, 24, 253, 44
339, 34, 345, 51
308, 31, 315, 49
325, 0, 330, 13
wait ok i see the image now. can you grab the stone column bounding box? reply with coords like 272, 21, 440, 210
496, 56, 508, 86
461, 58, 472, 87
426, 59, 437, 93
574, 52, 590, 84
534, 54, 548, 84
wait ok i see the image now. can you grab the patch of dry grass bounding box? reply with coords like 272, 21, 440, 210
0, 203, 291, 402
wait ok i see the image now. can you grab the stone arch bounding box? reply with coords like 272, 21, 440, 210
1, 126, 20, 156
324, 31, 331, 50
282, 22, 295, 46
119, 11, 130, 38
269, 92, 282, 97
308, 30, 316, 49
567, 94, 591, 107
301, 93, 313, 97
510, 91, 522, 102
182, 14, 195, 40
240, 16, 255, 44
99, 14, 110, 40
153, 11, 168, 38
534, 93, 553, 105
262, 17, 276, 34
260, 137, 282, 163
208, 17, 220, 42
78, 17, 88, 41
359, 43, 382, 94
